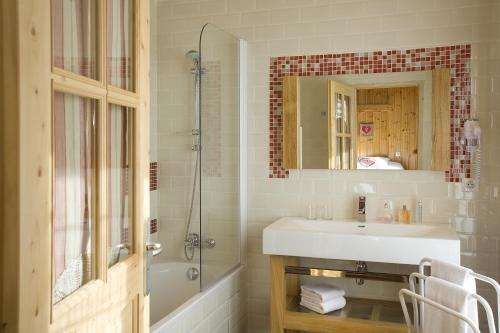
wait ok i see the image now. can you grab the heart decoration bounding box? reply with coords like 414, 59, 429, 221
360, 123, 373, 136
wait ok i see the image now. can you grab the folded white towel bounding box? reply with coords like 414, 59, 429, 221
300, 296, 346, 314
423, 276, 476, 333
300, 284, 345, 302
301, 294, 325, 305
431, 259, 478, 333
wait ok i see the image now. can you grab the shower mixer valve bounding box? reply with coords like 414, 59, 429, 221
184, 233, 216, 249
185, 233, 200, 248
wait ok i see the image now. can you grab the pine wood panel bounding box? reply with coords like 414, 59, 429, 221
356, 87, 419, 170
432, 68, 451, 171
0, 0, 3, 324
136, 0, 151, 330
282, 76, 299, 169
271, 255, 286, 333
357, 88, 390, 105
1, 1, 21, 331
1, 1, 53, 331
1, 0, 150, 332
284, 311, 406, 333
50, 257, 140, 332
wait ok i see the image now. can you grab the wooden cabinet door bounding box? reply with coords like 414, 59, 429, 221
1, 1, 150, 332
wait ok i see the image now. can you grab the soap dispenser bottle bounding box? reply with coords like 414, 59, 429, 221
398, 204, 411, 224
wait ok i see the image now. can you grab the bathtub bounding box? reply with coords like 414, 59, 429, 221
150, 259, 241, 331
149, 261, 201, 326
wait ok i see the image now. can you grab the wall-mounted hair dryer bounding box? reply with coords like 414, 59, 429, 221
464, 119, 481, 150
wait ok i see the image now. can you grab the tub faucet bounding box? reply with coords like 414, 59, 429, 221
358, 196, 366, 222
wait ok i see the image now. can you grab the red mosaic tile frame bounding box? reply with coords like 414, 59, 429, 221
269, 44, 471, 182
150, 161, 158, 191
150, 218, 158, 234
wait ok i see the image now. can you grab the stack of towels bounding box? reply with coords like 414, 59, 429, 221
300, 284, 347, 314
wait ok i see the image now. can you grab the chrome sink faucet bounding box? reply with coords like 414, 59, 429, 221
358, 196, 366, 222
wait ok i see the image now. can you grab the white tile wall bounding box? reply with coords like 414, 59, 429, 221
151, 0, 245, 331
153, 0, 500, 332
152, 2, 241, 268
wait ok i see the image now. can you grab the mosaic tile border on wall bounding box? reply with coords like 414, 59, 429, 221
150, 161, 158, 191
269, 44, 471, 181
149, 161, 158, 234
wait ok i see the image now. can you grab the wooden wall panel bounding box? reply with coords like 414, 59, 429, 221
0, 1, 5, 329
356, 87, 419, 170
282, 76, 299, 169
357, 88, 390, 105
19, 0, 53, 329
0, 0, 150, 331
1, 0, 51, 331
432, 68, 451, 171
270, 256, 286, 333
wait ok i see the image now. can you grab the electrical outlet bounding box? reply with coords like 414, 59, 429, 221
462, 178, 477, 192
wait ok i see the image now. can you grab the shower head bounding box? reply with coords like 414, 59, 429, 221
185, 50, 200, 64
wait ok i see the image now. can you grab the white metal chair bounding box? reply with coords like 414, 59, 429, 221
398, 258, 500, 333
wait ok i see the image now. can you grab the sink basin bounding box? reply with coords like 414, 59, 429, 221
263, 217, 460, 265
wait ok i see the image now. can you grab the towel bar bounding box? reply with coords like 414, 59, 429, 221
401, 273, 497, 333
419, 257, 500, 333
285, 265, 409, 283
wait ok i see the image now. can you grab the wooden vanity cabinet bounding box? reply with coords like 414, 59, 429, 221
270, 255, 408, 333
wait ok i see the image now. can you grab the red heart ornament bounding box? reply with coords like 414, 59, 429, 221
361, 125, 372, 135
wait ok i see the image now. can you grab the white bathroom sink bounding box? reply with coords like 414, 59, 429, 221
263, 217, 460, 265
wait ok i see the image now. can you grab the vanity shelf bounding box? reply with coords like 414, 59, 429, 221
270, 256, 408, 333
286, 295, 411, 332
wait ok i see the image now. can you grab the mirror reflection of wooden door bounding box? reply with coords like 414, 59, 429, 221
328, 80, 356, 170
1, 1, 150, 332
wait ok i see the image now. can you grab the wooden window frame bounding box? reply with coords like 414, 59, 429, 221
50, 0, 105, 88
50, 85, 104, 307
106, 102, 135, 268
106, 0, 138, 95
49, 0, 141, 320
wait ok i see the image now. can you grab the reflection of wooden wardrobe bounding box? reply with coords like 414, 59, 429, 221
356, 87, 419, 170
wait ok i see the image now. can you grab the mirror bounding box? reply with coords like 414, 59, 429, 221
282, 70, 451, 171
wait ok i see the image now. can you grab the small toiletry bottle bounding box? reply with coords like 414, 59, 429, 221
416, 200, 423, 224
382, 202, 393, 223
399, 204, 411, 224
